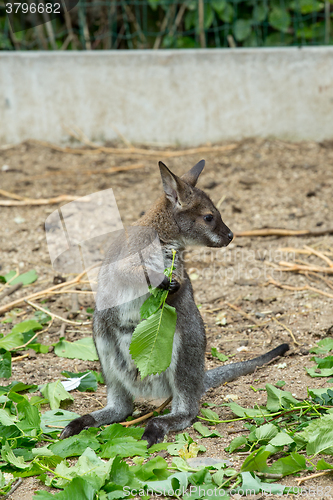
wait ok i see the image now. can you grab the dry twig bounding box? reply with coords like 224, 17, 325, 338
0, 194, 87, 207
25, 300, 91, 326
29, 139, 238, 158
235, 228, 333, 237
119, 397, 172, 427
272, 317, 300, 346
296, 469, 333, 485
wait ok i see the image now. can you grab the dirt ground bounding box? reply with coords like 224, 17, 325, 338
1, 137, 333, 499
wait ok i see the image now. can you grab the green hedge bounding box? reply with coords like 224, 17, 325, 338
1, 0, 332, 50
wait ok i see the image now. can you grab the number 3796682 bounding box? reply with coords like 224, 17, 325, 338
6, 3, 60, 14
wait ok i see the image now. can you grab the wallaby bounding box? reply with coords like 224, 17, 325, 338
60, 160, 289, 446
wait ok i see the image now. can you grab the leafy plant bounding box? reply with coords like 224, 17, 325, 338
130, 250, 177, 379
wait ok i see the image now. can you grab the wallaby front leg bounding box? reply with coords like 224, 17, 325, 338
60, 381, 133, 439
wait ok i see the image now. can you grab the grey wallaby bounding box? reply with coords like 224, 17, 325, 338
60, 160, 289, 446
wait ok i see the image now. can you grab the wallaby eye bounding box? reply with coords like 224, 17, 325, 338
204, 214, 213, 222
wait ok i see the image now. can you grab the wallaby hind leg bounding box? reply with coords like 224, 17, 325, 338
60, 381, 133, 439
142, 394, 200, 448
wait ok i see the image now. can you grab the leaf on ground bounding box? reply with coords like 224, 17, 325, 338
0, 408, 17, 426
40, 381, 74, 410
129, 304, 177, 379
49, 431, 100, 458
10, 270, 38, 286
34, 476, 97, 500
0, 351, 11, 378
310, 338, 333, 354
200, 408, 220, 423
226, 435, 248, 453
98, 423, 144, 442
1, 441, 30, 469
12, 320, 43, 334
265, 383, 299, 412
268, 431, 295, 447
268, 452, 307, 476
61, 371, 98, 392
51, 447, 112, 489
225, 401, 263, 418
211, 347, 228, 362
0, 331, 24, 351
237, 471, 285, 495
54, 337, 98, 361
100, 437, 148, 459
240, 446, 271, 472
193, 422, 222, 438
255, 423, 279, 442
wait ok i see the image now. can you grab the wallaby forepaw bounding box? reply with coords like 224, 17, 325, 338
169, 277, 180, 294
157, 275, 180, 294
60, 414, 96, 439
141, 420, 166, 447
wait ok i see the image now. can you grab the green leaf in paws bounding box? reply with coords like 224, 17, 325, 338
130, 303, 177, 379
140, 289, 167, 319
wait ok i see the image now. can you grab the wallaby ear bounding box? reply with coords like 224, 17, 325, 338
181, 159, 205, 187
159, 161, 192, 208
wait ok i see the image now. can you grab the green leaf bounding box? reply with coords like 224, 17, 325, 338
268, 432, 295, 447
268, 7, 291, 33
253, 4, 267, 22
294, 414, 333, 453
200, 408, 220, 423
10, 270, 38, 286
1, 441, 30, 469
237, 471, 285, 495
100, 437, 148, 458
54, 337, 98, 361
211, 348, 228, 362
40, 381, 74, 410
310, 337, 333, 354
233, 19, 252, 41
0, 408, 17, 426
265, 383, 299, 411
34, 477, 97, 500
193, 422, 222, 438
133, 455, 169, 481
11, 319, 43, 334
226, 435, 248, 452
307, 367, 333, 377
226, 401, 263, 418
51, 447, 112, 489
317, 458, 333, 470
49, 430, 100, 458
140, 289, 167, 319
306, 419, 333, 456
61, 371, 98, 392
255, 423, 278, 443
241, 446, 271, 472
98, 423, 144, 442
217, 2, 233, 22
0, 331, 24, 350
212, 0, 227, 13
268, 452, 307, 476
0, 351, 11, 378
130, 303, 177, 379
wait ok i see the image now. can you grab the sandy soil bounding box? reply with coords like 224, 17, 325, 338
1, 138, 333, 499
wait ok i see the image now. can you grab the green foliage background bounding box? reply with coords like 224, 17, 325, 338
1, 0, 332, 50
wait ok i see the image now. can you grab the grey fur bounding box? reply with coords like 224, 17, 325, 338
60, 160, 289, 445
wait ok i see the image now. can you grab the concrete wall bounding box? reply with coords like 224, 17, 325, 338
1, 48, 333, 146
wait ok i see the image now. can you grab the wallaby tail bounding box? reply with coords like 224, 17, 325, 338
204, 343, 289, 393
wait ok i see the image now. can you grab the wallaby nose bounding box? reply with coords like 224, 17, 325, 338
227, 231, 233, 242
